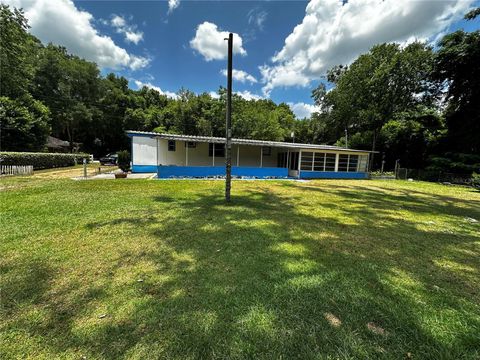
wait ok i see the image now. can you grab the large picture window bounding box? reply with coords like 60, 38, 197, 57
348, 155, 359, 172
325, 153, 336, 171
208, 143, 225, 157
300, 152, 314, 170
313, 153, 326, 171
338, 154, 349, 171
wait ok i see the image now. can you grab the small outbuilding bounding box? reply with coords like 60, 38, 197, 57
127, 131, 372, 179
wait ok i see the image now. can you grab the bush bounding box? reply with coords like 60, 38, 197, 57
0, 152, 89, 170
472, 172, 480, 188
117, 150, 131, 172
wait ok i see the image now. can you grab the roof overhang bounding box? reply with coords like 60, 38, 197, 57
126, 130, 375, 153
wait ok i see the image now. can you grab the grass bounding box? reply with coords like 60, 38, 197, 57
1, 174, 479, 359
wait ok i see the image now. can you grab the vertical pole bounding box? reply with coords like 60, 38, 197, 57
225, 33, 233, 202
186, 142, 189, 166
237, 146, 240, 166
334, 153, 339, 172
212, 143, 215, 166
83, 158, 87, 178
260, 147, 263, 167
298, 150, 302, 179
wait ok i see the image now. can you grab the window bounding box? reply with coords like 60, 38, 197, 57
168, 140, 176, 151
300, 152, 314, 170
348, 155, 359, 172
338, 154, 349, 171
358, 155, 369, 172
277, 152, 288, 168
262, 147, 271, 156
185, 141, 196, 148
208, 143, 225, 157
325, 153, 336, 171
314, 152, 326, 171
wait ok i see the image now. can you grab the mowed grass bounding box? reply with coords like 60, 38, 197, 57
1, 175, 479, 359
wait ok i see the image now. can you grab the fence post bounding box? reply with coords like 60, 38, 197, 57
83, 158, 87, 178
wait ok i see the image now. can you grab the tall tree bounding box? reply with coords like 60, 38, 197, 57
433, 8, 480, 154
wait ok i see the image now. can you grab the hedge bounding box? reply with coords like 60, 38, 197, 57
0, 152, 90, 170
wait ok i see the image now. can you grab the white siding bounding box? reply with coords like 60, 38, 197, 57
132, 136, 157, 165
158, 139, 186, 165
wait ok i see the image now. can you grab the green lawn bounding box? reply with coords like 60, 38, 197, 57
1, 176, 479, 359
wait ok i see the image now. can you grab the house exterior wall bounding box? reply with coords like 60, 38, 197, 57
131, 136, 157, 172
130, 135, 370, 179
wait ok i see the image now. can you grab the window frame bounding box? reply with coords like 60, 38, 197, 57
208, 143, 225, 157
168, 140, 176, 152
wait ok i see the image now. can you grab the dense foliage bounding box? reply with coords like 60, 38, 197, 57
310, 9, 479, 172
117, 150, 131, 172
0, 4, 478, 174
0, 151, 89, 169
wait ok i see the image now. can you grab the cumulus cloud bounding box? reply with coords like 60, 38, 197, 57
221, 69, 258, 84
235, 90, 263, 101
134, 80, 178, 99
287, 102, 319, 119
1, 0, 149, 70
110, 14, 143, 45
168, 0, 180, 14
261, 0, 474, 95
190, 22, 247, 61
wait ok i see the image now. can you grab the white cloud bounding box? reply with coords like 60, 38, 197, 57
110, 14, 143, 45
111, 15, 126, 28
221, 69, 258, 84
1, 0, 149, 70
190, 21, 247, 61
287, 102, 319, 119
235, 90, 263, 101
209, 91, 220, 99
134, 80, 178, 99
247, 8, 267, 31
261, 0, 474, 95
168, 0, 180, 14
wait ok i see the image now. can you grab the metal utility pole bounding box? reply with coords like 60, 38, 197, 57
225, 33, 233, 202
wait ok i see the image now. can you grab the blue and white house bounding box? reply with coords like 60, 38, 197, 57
127, 131, 371, 179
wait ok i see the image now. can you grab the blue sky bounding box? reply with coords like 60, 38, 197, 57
3, 0, 479, 118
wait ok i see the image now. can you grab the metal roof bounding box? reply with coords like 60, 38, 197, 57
126, 130, 373, 153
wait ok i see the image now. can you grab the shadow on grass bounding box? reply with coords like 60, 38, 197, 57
2, 183, 480, 359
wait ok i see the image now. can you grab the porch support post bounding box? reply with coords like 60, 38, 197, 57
312, 152, 315, 171
298, 150, 302, 178
334, 153, 339, 172
287, 149, 290, 169
260, 147, 263, 167
185, 142, 188, 166
237, 145, 240, 166
212, 143, 215, 166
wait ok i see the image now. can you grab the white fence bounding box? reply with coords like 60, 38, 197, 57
1, 165, 34, 176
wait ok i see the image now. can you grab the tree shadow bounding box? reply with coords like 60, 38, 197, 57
3, 182, 479, 358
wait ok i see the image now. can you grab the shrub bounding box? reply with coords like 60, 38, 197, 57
0, 152, 89, 170
472, 172, 480, 188
117, 150, 131, 172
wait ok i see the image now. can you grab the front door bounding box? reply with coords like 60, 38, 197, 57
288, 152, 299, 177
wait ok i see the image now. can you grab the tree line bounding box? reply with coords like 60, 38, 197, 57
1, 4, 479, 173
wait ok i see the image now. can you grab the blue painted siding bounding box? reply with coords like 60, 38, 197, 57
300, 171, 369, 179
157, 165, 288, 179
132, 165, 158, 173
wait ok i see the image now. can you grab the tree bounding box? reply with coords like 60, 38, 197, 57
0, 96, 50, 151
433, 9, 480, 154
0, 5, 39, 98
312, 42, 440, 168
